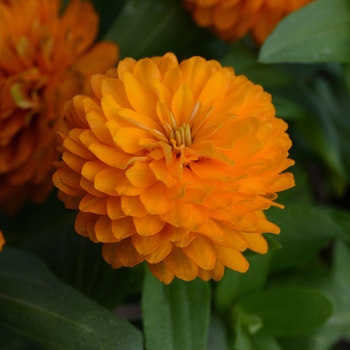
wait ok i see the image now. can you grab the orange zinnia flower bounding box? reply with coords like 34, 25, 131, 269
184, 0, 313, 44
53, 52, 294, 284
0, 0, 118, 213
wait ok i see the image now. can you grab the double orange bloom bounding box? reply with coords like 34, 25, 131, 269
53, 53, 295, 283
0, 0, 118, 212
1, 1, 295, 282
184, 0, 313, 44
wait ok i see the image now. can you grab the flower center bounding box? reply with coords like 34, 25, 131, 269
10, 68, 48, 125
150, 112, 193, 154
167, 123, 192, 152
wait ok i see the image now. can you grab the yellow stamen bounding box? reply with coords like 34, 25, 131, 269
170, 111, 177, 130
175, 130, 182, 147
184, 124, 192, 146
150, 129, 169, 144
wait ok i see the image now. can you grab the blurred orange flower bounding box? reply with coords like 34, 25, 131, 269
184, 0, 313, 44
0, 0, 118, 213
0, 230, 4, 251
53, 52, 294, 284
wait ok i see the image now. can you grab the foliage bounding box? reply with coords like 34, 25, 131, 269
2, 0, 350, 349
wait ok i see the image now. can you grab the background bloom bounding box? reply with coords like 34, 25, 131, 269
0, 0, 118, 213
0, 231, 4, 251
183, 0, 313, 44
53, 52, 294, 284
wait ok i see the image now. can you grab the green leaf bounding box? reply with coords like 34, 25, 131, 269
220, 44, 291, 88
273, 95, 309, 120
267, 204, 348, 270
324, 207, 350, 240
0, 324, 29, 350
233, 316, 254, 350
304, 74, 349, 194
272, 242, 350, 350
275, 164, 315, 205
235, 288, 333, 336
207, 314, 230, 350
214, 237, 280, 313
343, 63, 350, 95
0, 190, 67, 244
259, 0, 350, 63
333, 240, 350, 280
287, 77, 349, 196
233, 314, 283, 350
24, 216, 140, 310
0, 248, 143, 350
91, 0, 127, 38
104, 0, 209, 59
250, 335, 283, 350
142, 269, 210, 350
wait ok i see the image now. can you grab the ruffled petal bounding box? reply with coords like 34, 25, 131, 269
148, 261, 175, 284
164, 246, 199, 281
214, 244, 249, 272
182, 235, 216, 270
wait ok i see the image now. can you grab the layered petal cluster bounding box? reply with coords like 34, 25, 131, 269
184, 0, 313, 44
0, 0, 118, 212
53, 52, 294, 284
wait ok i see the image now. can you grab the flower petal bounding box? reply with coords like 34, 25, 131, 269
81, 160, 108, 182
171, 84, 193, 126
140, 182, 174, 215
63, 136, 95, 160
74, 41, 118, 76
199, 71, 226, 107
133, 214, 166, 236
122, 70, 157, 118
166, 225, 190, 242
86, 111, 114, 146
121, 195, 148, 218
117, 238, 145, 267
79, 193, 107, 215
62, 150, 87, 173
182, 204, 208, 232
125, 162, 158, 188
164, 246, 199, 281
101, 78, 132, 108
89, 143, 130, 168
117, 107, 161, 131
180, 56, 206, 100
162, 66, 182, 95
114, 127, 152, 154
240, 232, 268, 254
214, 244, 249, 272
173, 231, 198, 248
111, 216, 136, 240
149, 159, 177, 188
182, 235, 216, 270
102, 243, 123, 268
145, 240, 173, 264
95, 215, 120, 242
159, 201, 192, 227
132, 58, 161, 88
148, 261, 174, 284
101, 94, 123, 120
53, 167, 85, 196
197, 218, 227, 242
107, 196, 126, 219
190, 159, 233, 182
131, 230, 165, 255
94, 167, 123, 196
154, 81, 172, 108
